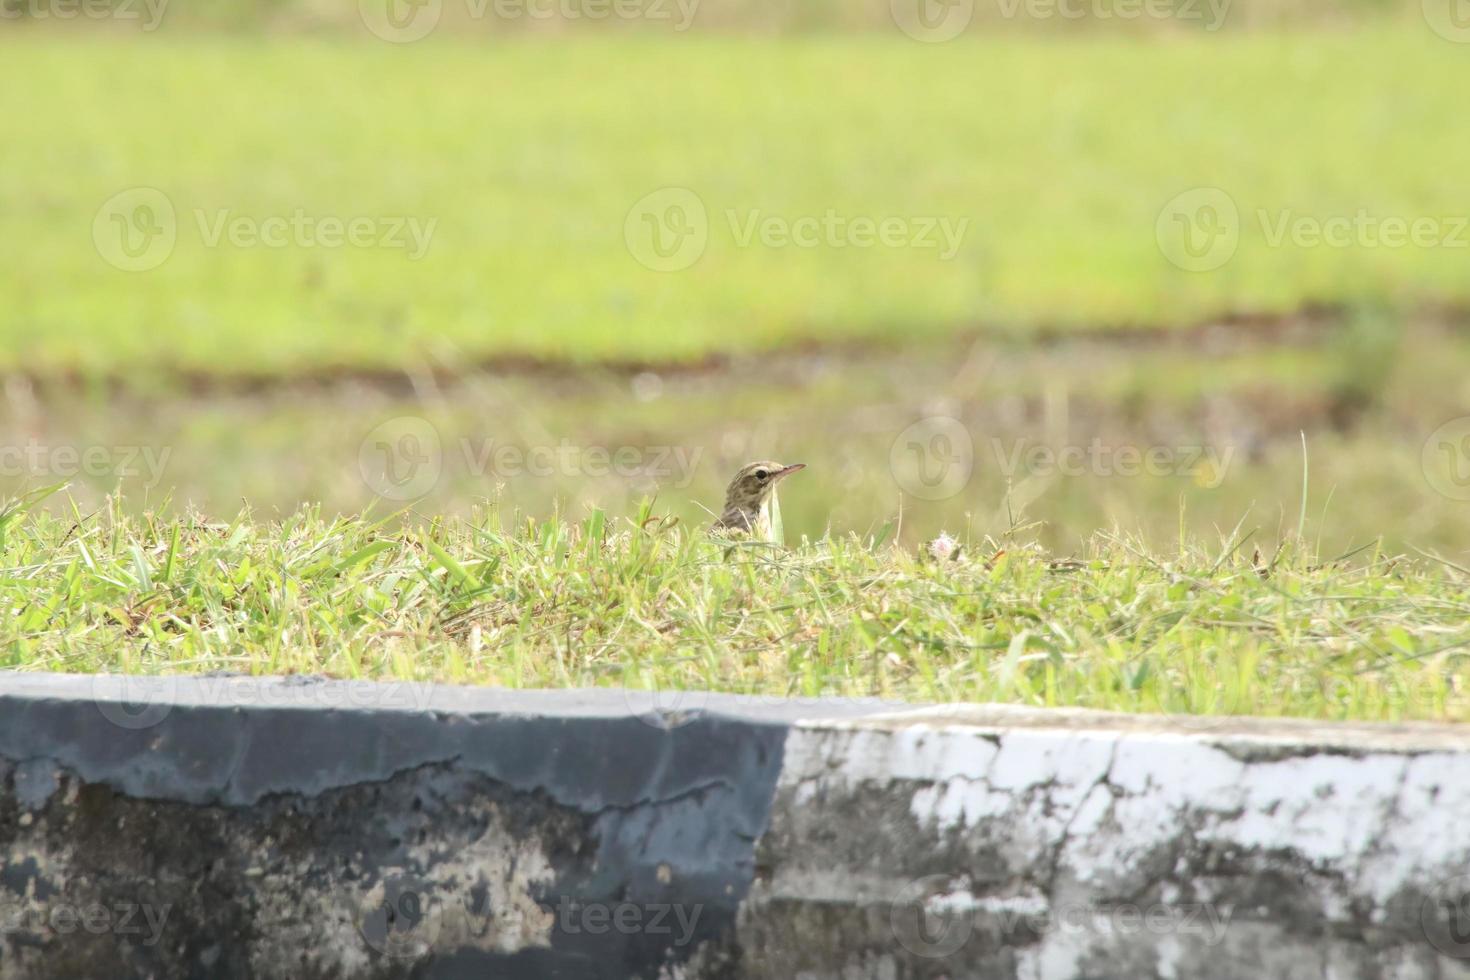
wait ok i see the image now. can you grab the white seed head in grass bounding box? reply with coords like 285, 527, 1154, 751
927, 532, 962, 562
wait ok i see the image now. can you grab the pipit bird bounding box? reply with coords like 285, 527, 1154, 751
710, 461, 806, 538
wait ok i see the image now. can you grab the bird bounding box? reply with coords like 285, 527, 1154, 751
709, 461, 806, 539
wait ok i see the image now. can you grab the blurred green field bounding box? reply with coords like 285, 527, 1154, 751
5, 20, 1470, 719
4, 29, 1470, 376
0, 0, 1440, 35
8, 313, 1470, 555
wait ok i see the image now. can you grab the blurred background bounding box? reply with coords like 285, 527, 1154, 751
2, 0, 1469, 552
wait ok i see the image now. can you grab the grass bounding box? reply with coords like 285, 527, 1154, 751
4, 29, 1470, 376
10, 316, 1470, 554
6, 27, 1470, 722
5, 489, 1469, 723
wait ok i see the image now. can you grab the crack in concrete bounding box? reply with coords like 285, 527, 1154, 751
1045, 738, 1121, 899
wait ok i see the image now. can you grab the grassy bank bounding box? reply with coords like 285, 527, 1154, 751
4, 493, 1468, 723
4, 30, 1469, 376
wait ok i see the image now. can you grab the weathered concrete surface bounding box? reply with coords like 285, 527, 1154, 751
740, 705, 1470, 980
0, 675, 878, 978
2, 677, 1469, 978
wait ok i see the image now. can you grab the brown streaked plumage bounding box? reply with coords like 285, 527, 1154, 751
709, 461, 806, 537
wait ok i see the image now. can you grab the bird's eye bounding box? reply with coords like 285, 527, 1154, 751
755, 469, 768, 480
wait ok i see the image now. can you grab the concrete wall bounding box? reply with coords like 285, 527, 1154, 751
1, 675, 1468, 978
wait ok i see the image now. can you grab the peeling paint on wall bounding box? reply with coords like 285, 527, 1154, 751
3, 678, 1470, 978
742, 709, 1470, 979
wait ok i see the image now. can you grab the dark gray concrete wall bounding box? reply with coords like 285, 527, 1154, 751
2, 676, 1470, 978
0, 676, 823, 978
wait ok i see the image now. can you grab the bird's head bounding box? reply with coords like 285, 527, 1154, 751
723, 460, 806, 514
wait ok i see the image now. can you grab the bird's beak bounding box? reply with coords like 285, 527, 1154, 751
774, 463, 806, 481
